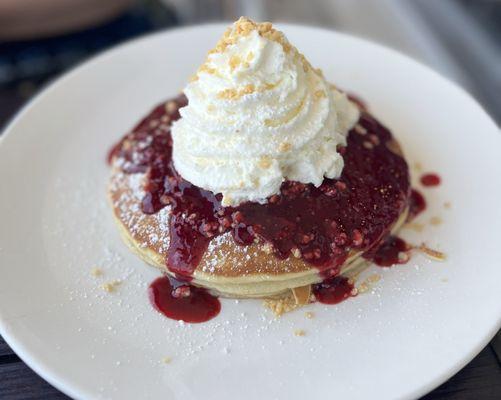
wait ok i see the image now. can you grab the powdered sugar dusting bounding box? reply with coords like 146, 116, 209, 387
110, 169, 171, 255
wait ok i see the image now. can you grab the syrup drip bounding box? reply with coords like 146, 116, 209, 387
420, 173, 441, 187
408, 189, 426, 220
367, 235, 411, 267
313, 276, 356, 304
148, 276, 220, 323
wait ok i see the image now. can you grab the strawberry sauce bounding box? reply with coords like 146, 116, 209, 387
408, 189, 426, 220
109, 96, 411, 279
366, 235, 411, 267
149, 276, 220, 323
313, 276, 356, 305
420, 173, 441, 187
109, 96, 420, 321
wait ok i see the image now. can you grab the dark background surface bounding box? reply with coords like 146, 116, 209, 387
0, 0, 500, 398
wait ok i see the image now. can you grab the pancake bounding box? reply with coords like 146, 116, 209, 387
108, 95, 411, 298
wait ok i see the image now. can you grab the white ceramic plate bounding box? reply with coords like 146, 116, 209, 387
0, 24, 500, 400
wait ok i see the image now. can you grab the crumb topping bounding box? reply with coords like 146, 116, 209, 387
418, 244, 446, 261
405, 222, 425, 232
229, 54, 250, 71
195, 17, 313, 84
264, 286, 314, 317
258, 156, 272, 169
314, 90, 326, 99
261, 242, 274, 254
429, 216, 442, 226
166, 101, 178, 114
208, 17, 291, 55
278, 142, 292, 152
354, 124, 367, 135
101, 280, 121, 293
363, 141, 374, 150
217, 84, 255, 100
292, 247, 302, 258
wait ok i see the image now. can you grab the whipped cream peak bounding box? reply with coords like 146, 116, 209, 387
172, 17, 360, 206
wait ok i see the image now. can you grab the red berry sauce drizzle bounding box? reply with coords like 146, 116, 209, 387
409, 189, 426, 219
420, 173, 441, 187
109, 96, 427, 320
149, 276, 220, 323
313, 276, 355, 305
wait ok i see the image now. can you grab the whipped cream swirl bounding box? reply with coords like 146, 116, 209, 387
172, 17, 360, 206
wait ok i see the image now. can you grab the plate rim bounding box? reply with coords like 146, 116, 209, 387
0, 22, 500, 400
